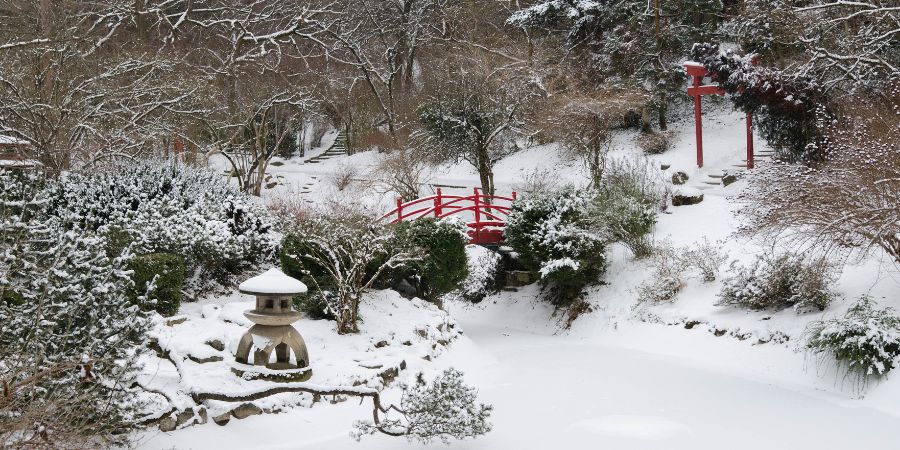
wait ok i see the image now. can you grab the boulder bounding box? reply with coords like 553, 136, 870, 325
671, 171, 689, 185
231, 403, 263, 420
722, 173, 738, 186
205, 339, 225, 351
212, 412, 231, 426
672, 191, 704, 206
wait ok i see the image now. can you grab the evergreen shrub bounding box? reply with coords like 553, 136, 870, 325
505, 188, 607, 305
718, 253, 836, 312
128, 253, 185, 316
46, 160, 276, 296
807, 297, 900, 380
394, 219, 468, 302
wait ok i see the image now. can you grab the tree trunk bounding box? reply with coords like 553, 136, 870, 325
641, 107, 652, 133
475, 145, 494, 197
337, 294, 360, 335
658, 92, 668, 131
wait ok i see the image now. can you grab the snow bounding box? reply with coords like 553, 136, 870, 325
136, 104, 900, 449
238, 268, 307, 295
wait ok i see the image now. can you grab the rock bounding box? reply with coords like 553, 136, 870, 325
164, 315, 187, 326
379, 366, 399, 384
671, 171, 689, 185
205, 339, 225, 351
672, 192, 704, 206
231, 403, 263, 420
505, 270, 537, 287
722, 173, 738, 186
188, 354, 223, 364
212, 412, 231, 426
374, 340, 389, 348
158, 414, 177, 432
175, 408, 206, 427
660, 164, 671, 170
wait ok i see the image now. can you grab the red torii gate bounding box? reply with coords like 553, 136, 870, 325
684, 61, 754, 169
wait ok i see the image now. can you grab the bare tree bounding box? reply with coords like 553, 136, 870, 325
416, 64, 534, 196
739, 89, 900, 266
542, 86, 649, 187
371, 148, 434, 201
0, 2, 197, 172
283, 211, 421, 334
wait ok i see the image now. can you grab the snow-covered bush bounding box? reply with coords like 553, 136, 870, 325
637, 244, 689, 303
456, 245, 501, 303
806, 297, 900, 383
505, 188, 607, 305
637, 131, 671, 154
718, 253, 836, 312
0, 170, 150, 447
281, 211, 420, 334
127, 253, 185, 316
46, 160, 276, 296
591, 156, 667, 258
684, 238, 728, 282
352, 368, 493, 444
393, 218, 469, 304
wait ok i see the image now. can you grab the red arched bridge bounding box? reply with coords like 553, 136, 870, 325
381, 187, 517, 245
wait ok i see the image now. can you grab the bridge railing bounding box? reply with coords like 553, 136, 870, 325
380, 187, 518, 245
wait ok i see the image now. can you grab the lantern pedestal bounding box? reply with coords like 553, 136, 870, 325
234, 269, 312, 382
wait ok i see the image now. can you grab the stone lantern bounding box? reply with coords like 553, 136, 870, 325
234, 268, 311, 380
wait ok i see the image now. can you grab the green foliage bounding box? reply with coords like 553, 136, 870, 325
807, 297, 900, 381
394, 219, 469, 302
591, 157, 665, 258
128, 253, 185, 316
352, 368, 493, 444
292, 292, 337, 321
505, 188, 607, 306
718, 253, 836, 312
280, 211, 419, 334
45, 160, 276, 296
281, 235, 339, 320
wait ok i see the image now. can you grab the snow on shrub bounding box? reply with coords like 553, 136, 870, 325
0, 169, 150, 446
457, 245, 501, 303
806, 297, 900, 382
684, 238, 728, 282
718, 253, 836, 312
591, 156, 667, 258
394, 218, 469, 304
352, 368, 493, 444
637, 244, 689, 303
281, 211, 421, 334
505, 188, 607, 305
46, 159, 276, 296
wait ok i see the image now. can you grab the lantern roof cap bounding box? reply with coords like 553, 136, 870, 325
239, 268, 307, 295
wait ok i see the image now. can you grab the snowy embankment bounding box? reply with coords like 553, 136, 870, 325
140, 105, 900, 449
135, 291, 459, 430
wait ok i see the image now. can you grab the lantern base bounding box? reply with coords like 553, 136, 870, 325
230, 362, 313, 382
235, 324, 310, 371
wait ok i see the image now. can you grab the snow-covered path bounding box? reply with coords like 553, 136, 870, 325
138, 307, 900, 450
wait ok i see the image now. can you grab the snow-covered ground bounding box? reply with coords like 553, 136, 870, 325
138, 105, 900, 449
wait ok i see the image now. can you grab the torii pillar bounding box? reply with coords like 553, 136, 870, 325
684, 61, 754, 169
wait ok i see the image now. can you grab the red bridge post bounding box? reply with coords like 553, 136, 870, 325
434, 187, 442, 218
396, 196, 403, 222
